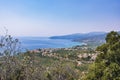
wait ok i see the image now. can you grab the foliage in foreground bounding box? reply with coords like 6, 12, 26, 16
1, 31, 119, 80
0, 34, 89, 80
83, 31, 120, 80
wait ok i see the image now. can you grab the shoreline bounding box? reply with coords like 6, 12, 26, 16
21, 42, 87, 52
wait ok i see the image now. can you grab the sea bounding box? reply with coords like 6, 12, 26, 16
17, 37, 83, 51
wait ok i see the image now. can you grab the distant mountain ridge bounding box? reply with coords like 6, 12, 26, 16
50, 32, 110, 48
50, 31, 120, 40
50, 31, 120, 48
50, 32, 107, 40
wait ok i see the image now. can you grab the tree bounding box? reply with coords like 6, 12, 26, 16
0, 33, 21, 80
83, 31, 120, 80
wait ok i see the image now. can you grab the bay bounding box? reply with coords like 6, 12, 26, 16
18, 37, 83, 50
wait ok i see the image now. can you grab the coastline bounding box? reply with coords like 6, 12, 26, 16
19, 37, 85, 51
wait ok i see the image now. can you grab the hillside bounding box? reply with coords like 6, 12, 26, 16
50, 32, 106, 40
50, 32, 107, 48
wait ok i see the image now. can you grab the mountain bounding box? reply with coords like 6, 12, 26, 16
50, 33, 84, 40
50, 32, 107, 48
50, 32, 107, 41
50, 31, 120, 48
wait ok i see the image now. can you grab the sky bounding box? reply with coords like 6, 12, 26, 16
0, 0, 120, 36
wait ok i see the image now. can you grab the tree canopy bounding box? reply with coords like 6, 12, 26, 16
83, 31, 120, 80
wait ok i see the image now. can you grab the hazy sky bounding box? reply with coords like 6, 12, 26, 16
0, 0, 120, 36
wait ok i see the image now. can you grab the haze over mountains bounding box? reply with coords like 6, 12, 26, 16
50, 32, 107, 41
50, 31, 120, 48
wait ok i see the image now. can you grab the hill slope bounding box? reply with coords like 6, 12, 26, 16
50, 32, 106, 41
50, 32, 106, 48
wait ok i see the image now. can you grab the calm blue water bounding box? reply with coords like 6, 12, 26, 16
18, 37, 83, 50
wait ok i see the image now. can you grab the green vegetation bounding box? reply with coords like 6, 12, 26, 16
82, 31, 120, 80
0, 31, 119, 80
0, 33, 94, 80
